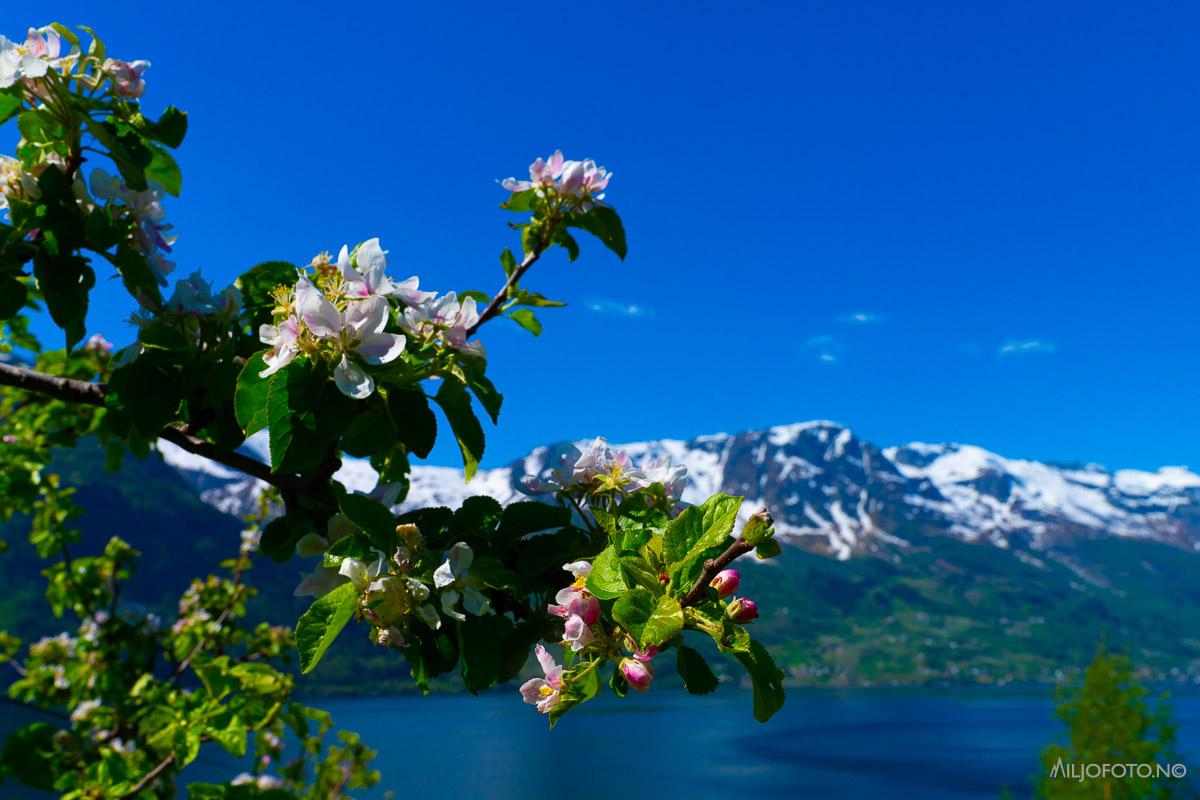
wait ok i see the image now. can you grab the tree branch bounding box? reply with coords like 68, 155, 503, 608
120, 752, 176, 799
0, 361, 106, 405
679, 537, 755, 608
467, 248, 542, 336
0, 361, 295, 492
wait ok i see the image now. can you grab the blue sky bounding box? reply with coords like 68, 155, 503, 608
23, 1, 1200, 471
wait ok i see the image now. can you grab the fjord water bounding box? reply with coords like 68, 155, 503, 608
300, 687, 1200, 799
5, 686, 1200, 797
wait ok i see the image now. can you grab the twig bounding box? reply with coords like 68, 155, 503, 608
120, 753, 176, 799
466, 249, 542, 335
0, 361, 296, 492
679, 537, 755, 608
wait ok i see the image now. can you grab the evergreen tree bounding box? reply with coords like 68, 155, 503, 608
1035, 645, 1194, 799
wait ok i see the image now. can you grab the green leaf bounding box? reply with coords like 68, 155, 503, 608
0, 86, 23, 126
108, 358, 182, 436
235, 260, 298, 330
234, 353, 272, 435
433, 379, 485, 481
458, 615, 510, 694
500, 189, 537, 212
296, 582, 358, 674
1, 722, 57, 790
146, 144, 182, 196
338, 491, 397, 552
266, 360, 352, 473
87, 118, 153, 192
613, 587, 683, 649
500, 247, 517, 277
508, 308, 542, 336
585, 545, 628, 600
387, 388, 438, 459
142, 106, 188, 148
676, 644, 720, 695
0, 277, 27, 320
33, 250, 93, 350
259, 513, 317, 562
735, 639, 786, 722
496, 501, 570, 543
341, 396, 398, 458
464, 368, 503, 424
570, 206, 627, 259
208, 715, 248, 757
663, 494, 743, 592
620, 555, 663, 593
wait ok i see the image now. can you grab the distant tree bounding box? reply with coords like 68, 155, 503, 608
1034, 645, 1194, 799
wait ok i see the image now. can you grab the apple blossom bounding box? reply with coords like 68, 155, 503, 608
399, 291, 484, 357
338, 552, 386, 591
0, 28, 61, 88
337, 238, 434, 306
84, 333, 113, 353
558, 159, 612, 211
500, 150, 565, 194
726, 596, 759, 623
710, 569, 741, 597
519, 644, 564, 714
293, 565, 347, 598
90, 168, 177, 282
295, 278, 407, 398
104, 58, 150, 98
561, 614, 593, 652
433, 542, 490, 621
259, 316, 300, 377
619, 657, 654, 691
548, 560, 600, 626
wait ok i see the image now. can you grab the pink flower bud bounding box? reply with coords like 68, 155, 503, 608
709, 568, 740, 597
633, 645, 658, 663
105, 59, 150, 99
619, 657, 654, 691
726, 596, 759, 623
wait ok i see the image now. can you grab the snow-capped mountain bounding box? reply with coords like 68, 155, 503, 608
158, 421, 1200, 561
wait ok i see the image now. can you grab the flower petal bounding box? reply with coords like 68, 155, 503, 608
356, 333, 406, 365
333, 355, 374, 399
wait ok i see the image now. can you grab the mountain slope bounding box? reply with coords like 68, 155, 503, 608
92, 421, 1200, 684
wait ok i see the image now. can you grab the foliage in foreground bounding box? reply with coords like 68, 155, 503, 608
0, 22, 788, 797
1034, 645, 1194, 800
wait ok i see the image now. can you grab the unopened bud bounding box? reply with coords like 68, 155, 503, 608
726, 596, 759, 623
741, 509, 775, 546
709, 568, 741, 597
633, 645, 659, 663
619, 657, 654, 691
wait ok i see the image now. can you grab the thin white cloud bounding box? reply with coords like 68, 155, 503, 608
803, 334, 844, 364
999, 339, 1057, 356
836, 311, 886, 325
585, 298, 654, 318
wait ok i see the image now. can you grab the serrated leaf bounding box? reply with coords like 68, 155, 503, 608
585, 545, 627, 600
296, 582, 357, 674
234, 352, 271, 435
677, 644, 720, 695
433, 379, 484, 481
664, 494, 743, 592
570, 206, 627, 259
508, 308, 542, 336
386, 387, 438, 459
0, 87, 23, 127
613, 588, 683, 649
146, 144, 182, 196
736, 639, 786, 722
338, 491, 397, 552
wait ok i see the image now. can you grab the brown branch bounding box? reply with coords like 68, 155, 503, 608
679, 537, 755, 608
0, 361, 296, 492
0, 361, 106, 405
466, 248, 542, 336
120, 752, 176, 799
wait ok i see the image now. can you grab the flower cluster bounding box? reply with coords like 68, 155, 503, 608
0, 27, 69, 88
521, 436, 688, 504
501, 150, 613, 212
91, 168, 177, 282
0, 26, 148, 97
259, 237, 485, 399
548, 561, 600, 651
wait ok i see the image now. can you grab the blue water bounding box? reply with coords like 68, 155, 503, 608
7, 686, 1200, 798
268, 686, 1200, 799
